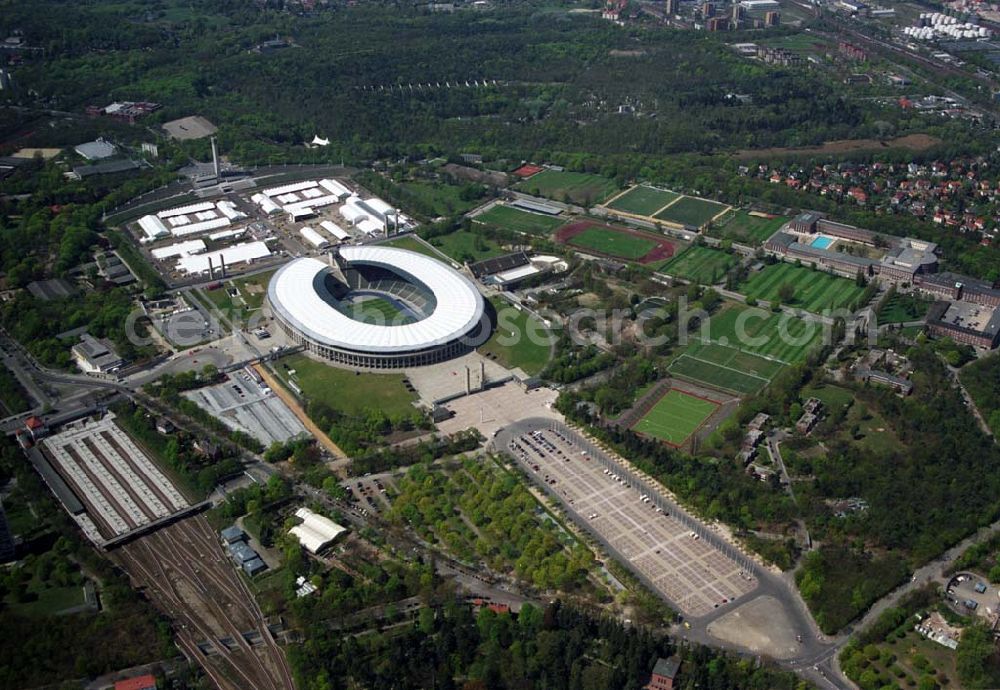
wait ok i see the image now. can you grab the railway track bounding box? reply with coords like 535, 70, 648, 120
114, 517, 294, 690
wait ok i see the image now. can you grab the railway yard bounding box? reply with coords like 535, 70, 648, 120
112, 515, 295, 690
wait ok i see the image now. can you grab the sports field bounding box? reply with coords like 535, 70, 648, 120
738, 262, 866, 313
515, 169, 618, 205
668, 354, 770, 395
606, 185, 680, 216
632, 389, 719, 446
702, 305, 823, 363
711, 210, 789, 245
654, 196, 730, 228
567, 226, 657, 260
667, 305, 824, 394
555, 221, 675, 264
474, 204, 565, 235
657, 245, 736, 283
350, 296, 415, 325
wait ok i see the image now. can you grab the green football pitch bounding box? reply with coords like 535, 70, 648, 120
632, 389, 719, 446
606, 186, 680, 216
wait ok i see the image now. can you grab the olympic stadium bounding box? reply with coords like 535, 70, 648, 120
266, 245, 489, 369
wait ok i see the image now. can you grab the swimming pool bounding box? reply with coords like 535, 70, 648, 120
810, 236, 834, 250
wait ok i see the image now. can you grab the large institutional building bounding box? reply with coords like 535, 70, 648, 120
765, 213, 939, 283
267, 246, 488, 369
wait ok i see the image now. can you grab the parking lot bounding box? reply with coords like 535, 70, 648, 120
504, 425, 756, 618
183, 371, 307, 446
342, 475, 396, 517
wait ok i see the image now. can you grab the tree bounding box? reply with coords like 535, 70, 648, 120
778, 283, 796, 303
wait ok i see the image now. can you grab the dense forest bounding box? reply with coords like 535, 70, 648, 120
287, 598, 808, 690
0, 1, 947, 162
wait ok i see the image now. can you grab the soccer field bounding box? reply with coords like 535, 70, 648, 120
606, 185, 680, 216
738, 263, 866, 313
702, 305, 823, 364
657, 245, 736, 283
633, 389, 719, 446
668, 354, 769, 396
711, 210, 789, 245
350, 296, 416, 325
474, 205, 565, 235
567, 226, 658, 260
515, 169, 618, 205
654, 196, 730, 228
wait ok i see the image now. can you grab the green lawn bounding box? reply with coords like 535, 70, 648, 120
702, 304, 823, 364
711, 210, 789, 245
277, 354, 417, 418
479, 299, 553, 376
429, 229, 505, 263
606, 185, 680, 216
350, 297, 414, 325
515, 169, 618, 205
738, 263, 867, 313
6, 585, 86, 617
654, 196, 730, 228
201, 269, 277, 314
633, 389, 718, 445
877, 292, 931, 323
657, 245, 736, 283
382, 234, 449, 260
474, 205, 565, 236
566, 226, 657, 260
396, 180, 482, 217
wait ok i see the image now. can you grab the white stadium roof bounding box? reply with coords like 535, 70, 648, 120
268, 246, 485, 354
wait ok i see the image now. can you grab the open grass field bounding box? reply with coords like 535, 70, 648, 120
479, 298, 553, 376
515, 169, 618, 205
711, 210, 789, 245
654, 196, 730, 228
382, 234, 449, 260
632, 389, 719, 446
657, 245, 736, 283
428, 229, 505, 263
202, 269, 277, 313
668, 353, 769, 395
877, 292, 931, 323
605, 185, 680, 216
737, 262, 867, 313
474, 204, 565, 236
6, 585, 86, 617
277, 354, 417, 418
396, 180, 482, 217
702, 305, 824, 364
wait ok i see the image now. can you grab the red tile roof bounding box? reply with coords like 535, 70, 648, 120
114, 675, 156, 690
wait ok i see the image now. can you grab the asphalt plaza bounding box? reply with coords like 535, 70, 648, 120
505, 426, 755, 617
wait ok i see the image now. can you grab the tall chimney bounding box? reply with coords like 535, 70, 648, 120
211, 136, 220, 179
220, 254, 227, 278
465, 366, 471, 395
480, 360, 486, 391
208, 256, 214, 278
